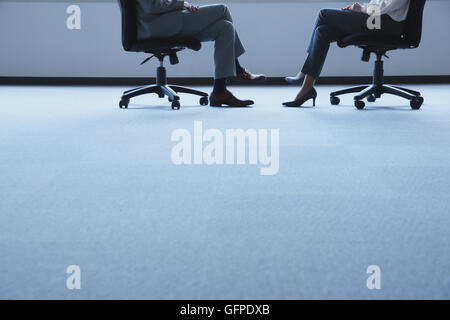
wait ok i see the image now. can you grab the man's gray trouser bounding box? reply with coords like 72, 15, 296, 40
177, 4, 246, 79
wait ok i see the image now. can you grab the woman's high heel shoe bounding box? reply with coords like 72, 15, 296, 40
282, 88, 317, 107
285, 75, 305, 86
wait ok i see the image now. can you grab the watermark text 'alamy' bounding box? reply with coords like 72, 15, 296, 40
171, 121, 279, 176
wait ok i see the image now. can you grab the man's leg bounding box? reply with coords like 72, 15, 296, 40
194, 19, 238, 79
177, 4, 261, 106
219, 4, 246, 58
179, 4, 245, 65
214, 5, 264, 82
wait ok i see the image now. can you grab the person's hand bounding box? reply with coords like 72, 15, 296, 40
342, 3, 351, 10
184, 1, 199, 12
342, 3, 362, 12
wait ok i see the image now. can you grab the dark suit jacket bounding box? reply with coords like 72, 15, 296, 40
135, 0, 185, 40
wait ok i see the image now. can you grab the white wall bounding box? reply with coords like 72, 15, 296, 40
0, 0, 449, 78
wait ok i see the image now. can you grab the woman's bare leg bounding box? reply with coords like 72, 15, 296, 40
294, 74, 315, 100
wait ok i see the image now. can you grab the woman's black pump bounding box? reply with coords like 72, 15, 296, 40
282, 88, 317, 107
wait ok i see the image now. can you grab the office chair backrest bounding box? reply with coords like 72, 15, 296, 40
118, 0, 137, 51
403, 0, 426, 48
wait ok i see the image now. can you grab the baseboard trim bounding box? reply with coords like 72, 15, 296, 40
1, 75, 449, 86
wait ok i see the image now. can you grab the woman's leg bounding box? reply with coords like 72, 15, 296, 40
287, 9, 367, 83
291, 9, 371, 101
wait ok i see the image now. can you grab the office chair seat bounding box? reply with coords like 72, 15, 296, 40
337, 33, 413, 50
129, 38, 202, 53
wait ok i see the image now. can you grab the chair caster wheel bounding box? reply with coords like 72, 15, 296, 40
330, 96, 340, 105
410, 98, 423, 110
367, 94, 376, 102
355, 100, 365, 110
417, 96, 424, 104
200, 96, 209, 106
171, 101, 181, 110
119, 98, 129, 109
158, 93, 165, 98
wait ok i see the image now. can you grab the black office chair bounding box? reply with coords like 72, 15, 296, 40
117, 0, 209, 110
330, 0, 426, 110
